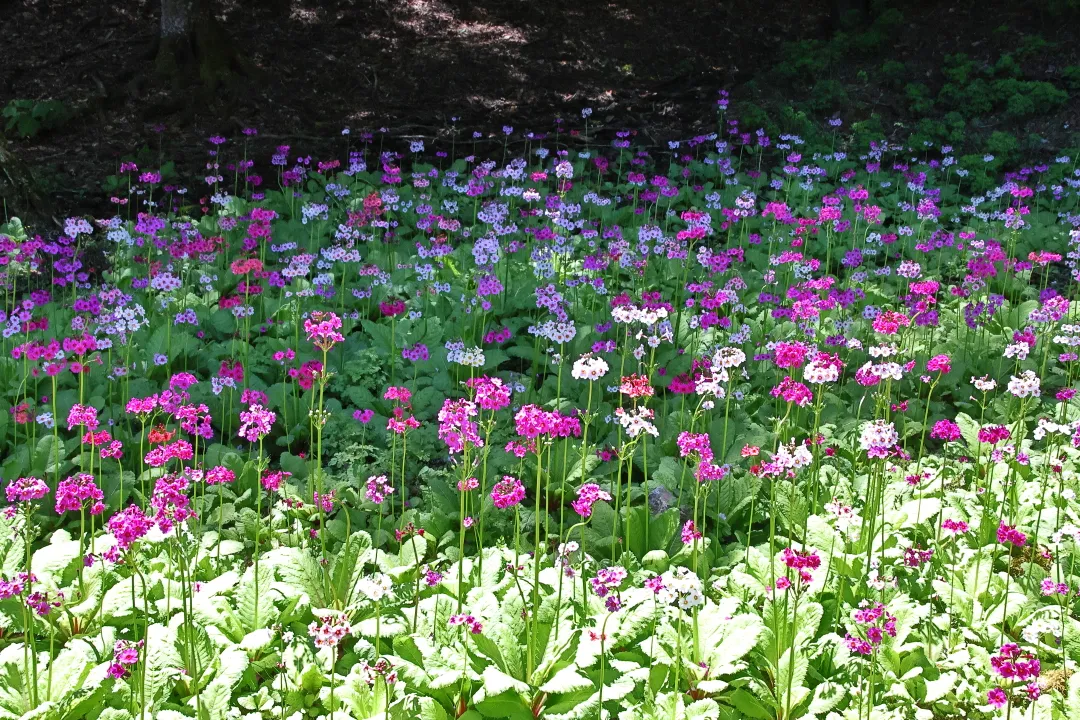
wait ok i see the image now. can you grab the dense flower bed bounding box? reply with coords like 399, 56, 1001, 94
0, 112, 1078, 720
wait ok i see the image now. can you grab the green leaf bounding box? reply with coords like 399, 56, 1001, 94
538, 666, 593, 694
265, 546, 327, 607
330, 531, 373, 605
144, 624, 183, 707
417, 697, 449, 720
727, 689, 773, 720
626, 507, 679, 557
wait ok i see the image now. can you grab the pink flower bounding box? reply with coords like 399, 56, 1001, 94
100, 440, 124, 459
681, 520, 702, 544
304, 311, 345, 350
997, 522, 1027, 547
490, 476, 525, 509
383, 386, 412, 404
942, 518, 969, 534
618, 374, 654, 398
676, 432, 713, 461
365, 475, 394, 505
151, 474, 195, 533
205, 466, 236, 485
448, 613, 483, 633
773, 341, 810, 369
66, 403, 99, 431
770, 376, 813, 407
5, 476, 49, 504
571, 483, 611, 518
125, 395, 160, 416
438, 398, 483, 454
780, 547, 821, 584
466, 376, 511, 411
238, 404, 276, 442
926, 354, 951, 374
107, 505, 153, 550
930, 419, 962, 442
260, 470, 290, 493
871, 311, 910, 335
55, 473, 104, 514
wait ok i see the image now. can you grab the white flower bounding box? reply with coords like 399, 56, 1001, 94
868, 344, 898, 358
358, 574, 393, 602
872, 362, 903, 381
803, 359, 839, 384
572, 354, 609, 381
972, 375, 997, 392
713, 347, 746, 369
859, 420, 898, 451
1004, 342, 1030, 360
1007, 370, 1040, 398
614, 406, 658, 438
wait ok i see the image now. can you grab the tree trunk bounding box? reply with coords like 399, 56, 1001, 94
0, 139, 51, 226
155, 0, 243, 90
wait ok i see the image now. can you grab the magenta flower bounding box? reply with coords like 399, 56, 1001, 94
926, 354, 952, 374
55, 473, 104, 515
997, 522, 1027, 547
978, 424, 1011, 444
151, 474, 195, 533
365, 475, 394, 505
107, 505, 153, 551
124, 395, 159, 417
990, 643, 1040, 682
205, 466, 236, 485
5, 476, 49, 504
66, 403, 99, 431
930, 419, 962, 442
107, 639, 143, 679
491, 476, 525, 509
773, 341, 810, 369
238, 404, 276, 442
437, 398, 483, 454
514, 404, 582, 440
942, 518, 969, 534
676, 432, 713, 461
304, 311, 345, 350
571, 483, 611, 518
770, 376, 813, 407
260, 470, 290, 493
383, 386, 412, 404
447, 614, 483, 634
466, 375, 512, 411
681, 520, 702, 544
780, 547, 822, 584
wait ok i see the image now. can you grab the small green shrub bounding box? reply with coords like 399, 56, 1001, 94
2, 99, 71, 139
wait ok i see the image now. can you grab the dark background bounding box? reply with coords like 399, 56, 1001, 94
2, 0, 1079, 224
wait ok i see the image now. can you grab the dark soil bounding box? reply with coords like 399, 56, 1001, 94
2, 0, 832, 221
2, 0, 1079, 225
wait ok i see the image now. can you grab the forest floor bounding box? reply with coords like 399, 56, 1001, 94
3, 0, 1079, 224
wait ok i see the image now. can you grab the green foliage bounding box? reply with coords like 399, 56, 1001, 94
2, 99, 72, 139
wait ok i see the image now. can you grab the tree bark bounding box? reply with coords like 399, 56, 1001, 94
0, 139, 51, 225
155, 0, 243, 90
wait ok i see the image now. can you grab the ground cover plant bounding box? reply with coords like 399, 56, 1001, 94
0, 103, 1079, 720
